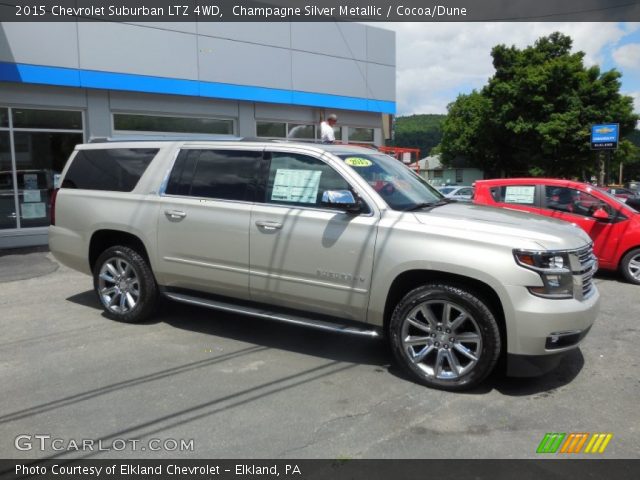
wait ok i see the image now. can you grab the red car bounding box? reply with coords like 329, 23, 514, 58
474, 178, 640, 284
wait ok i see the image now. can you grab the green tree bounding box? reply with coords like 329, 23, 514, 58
391, 114, 445, 157
439, 91, 493, 168
440, 32, 639, 179
617, 132, 640, 182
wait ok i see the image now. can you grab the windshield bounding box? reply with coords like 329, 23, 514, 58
598, 188, 639, 214
438, 187, 456, 195
337, 153, 442, 210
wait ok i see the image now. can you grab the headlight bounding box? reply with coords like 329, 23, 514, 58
514, 250, 574, 299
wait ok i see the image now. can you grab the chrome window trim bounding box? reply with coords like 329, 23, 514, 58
159, 193, 373, 217
157, 144, 378, 217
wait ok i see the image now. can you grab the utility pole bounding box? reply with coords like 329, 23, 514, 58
619, 160, 623, 185
598, 151, 605, 186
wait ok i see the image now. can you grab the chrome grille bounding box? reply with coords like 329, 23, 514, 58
575, 244, 597, 299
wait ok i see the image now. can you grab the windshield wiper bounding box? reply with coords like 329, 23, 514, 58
403, 202, 435, 211
404, 198, 457, 212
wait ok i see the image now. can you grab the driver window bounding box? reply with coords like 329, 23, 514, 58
545, 186, 611, 217
265, 152, 351, 208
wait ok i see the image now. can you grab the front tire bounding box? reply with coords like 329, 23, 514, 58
389, 283, 501, 391
620, 248, 640, 285
93, 245, 158, 323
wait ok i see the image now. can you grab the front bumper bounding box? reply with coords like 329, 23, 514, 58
506, 327, 591, 377
502, 284, 599, 375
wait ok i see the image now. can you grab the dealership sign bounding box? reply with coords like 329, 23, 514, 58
591, 124, 619, 150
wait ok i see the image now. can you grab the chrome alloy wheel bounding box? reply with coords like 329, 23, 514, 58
97, 257, 141, 313
627, 252, 640, 281
401, 300, 483, 380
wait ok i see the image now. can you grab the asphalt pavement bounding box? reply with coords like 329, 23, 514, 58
0, 250, 638, 459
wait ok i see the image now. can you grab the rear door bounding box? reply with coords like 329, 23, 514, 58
249, 149, 378, 322
155, 147, 262, 298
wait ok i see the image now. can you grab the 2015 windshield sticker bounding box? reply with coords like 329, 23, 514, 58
344, 157, 373, 167
271, 169, 322, 204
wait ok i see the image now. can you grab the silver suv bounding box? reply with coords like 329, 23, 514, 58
49, 140, 599, 391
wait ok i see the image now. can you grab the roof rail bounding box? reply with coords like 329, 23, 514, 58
88, 135, 248, 143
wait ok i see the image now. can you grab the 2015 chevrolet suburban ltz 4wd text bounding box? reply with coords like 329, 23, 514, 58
49, 140, 599, 391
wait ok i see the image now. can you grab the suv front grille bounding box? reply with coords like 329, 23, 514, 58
574, 245, 597, 299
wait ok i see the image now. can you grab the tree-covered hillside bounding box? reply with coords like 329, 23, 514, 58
391, 114, 445, 157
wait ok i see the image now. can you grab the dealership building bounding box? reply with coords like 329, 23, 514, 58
0, 22, 396, 248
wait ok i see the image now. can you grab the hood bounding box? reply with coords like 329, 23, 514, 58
413, 202, 591, 251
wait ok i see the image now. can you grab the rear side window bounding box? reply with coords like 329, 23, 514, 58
165, 149, 261, 201
491, 185, 536, 205
62, 148, 158, 192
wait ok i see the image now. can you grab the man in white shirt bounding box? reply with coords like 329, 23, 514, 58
320, 114, 338, 143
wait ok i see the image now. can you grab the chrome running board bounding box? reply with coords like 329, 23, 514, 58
164, 292, 381, 338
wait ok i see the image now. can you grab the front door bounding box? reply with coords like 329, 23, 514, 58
542, 185, 627, 265
249, 150, 378, 322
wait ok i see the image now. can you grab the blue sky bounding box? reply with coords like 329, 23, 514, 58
378, 22, 640, 118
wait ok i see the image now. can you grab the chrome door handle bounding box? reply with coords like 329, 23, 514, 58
255, 220, 283, 231
165, 209, 187, 220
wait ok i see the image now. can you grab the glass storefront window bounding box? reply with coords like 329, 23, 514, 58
0, 132, 17, 229
13, 132, 83, 228
333, 126, 342, 141
287, 123, 315, 139
258, 121, 349, 142
113, 113, 233, 135
257, 122, 286, 138
348, 127, 374, 142
1, 107, 84, 231
12, 109, 82, 130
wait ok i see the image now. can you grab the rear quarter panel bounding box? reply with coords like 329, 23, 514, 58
48, 144, 176, 275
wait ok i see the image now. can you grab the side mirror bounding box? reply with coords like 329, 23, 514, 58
592, 208, 610, 221
321, 190, 361, 213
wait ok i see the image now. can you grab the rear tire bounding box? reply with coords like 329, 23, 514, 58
620, 248, 640, 285
93, 245, 158, 323
389, 283, 501, 391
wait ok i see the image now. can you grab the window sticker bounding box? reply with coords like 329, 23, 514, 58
504, 186, 535, 204
21, 202, 46, 219
24, 173, 38, 190
344, 157, 373, 167
271, 169, 322, 204
23, 190, 41, 203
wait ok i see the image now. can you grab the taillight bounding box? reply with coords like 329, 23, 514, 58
50, 188, 59, 225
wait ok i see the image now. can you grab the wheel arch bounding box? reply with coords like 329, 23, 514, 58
383, 270, 507, 349
89, 229, 151, 273
617, 244, 640, 268
618, 245, 640, 283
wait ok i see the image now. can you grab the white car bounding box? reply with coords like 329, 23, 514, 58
437, 185, 474, 201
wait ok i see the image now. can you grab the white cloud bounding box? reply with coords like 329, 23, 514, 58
612, 43, 640, 70
627, 91, 640, 113
374, 22, 638, 115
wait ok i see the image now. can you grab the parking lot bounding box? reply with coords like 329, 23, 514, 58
1, 248, 638, 459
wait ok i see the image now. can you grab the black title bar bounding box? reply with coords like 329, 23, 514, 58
2, 0, 640, 22
2, 459, 640, 480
